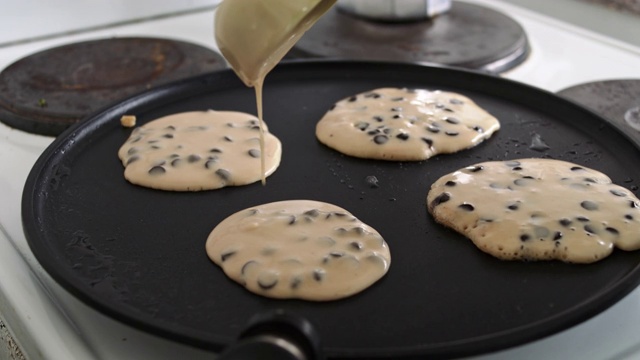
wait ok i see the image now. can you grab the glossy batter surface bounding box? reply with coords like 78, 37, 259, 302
206, 200, 391, 301
118, 110, 282, 191
316, 87, 500, 161
427, 159, 640, 263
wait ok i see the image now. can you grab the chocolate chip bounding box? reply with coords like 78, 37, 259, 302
187, 154, 201, 163
444, 117, 460, 124
507, 204, 519, 210
445, 131, 459, 136
534, 226, 550, 238
584, 225, 596, 234
630, 200, 639, 209
559, 218, 572, 227
512, 166, 523, 171
329, 251, 344, 258
520, 234, 530, 241
445, 181, 456, 187
288, 215, 297, 225
127, 147, 138, 155
610, 189, 626, 197
374, 135, 389, 144
391, 107, 402, 112
248, 149, 260, 158
392, 114, 402, 119
473, 126, 484, 133
241, 261, 257, 275
165, 125, 176, 131
148, 166, 166, 175
350, 226, 366, 235
426, 125, 440, 133
422, 137, 434, 146
606, 227, 619, 235
396, 132, 409, 140
364, 92, 381, 99
431, 192, 451, 207
468, 165, 484, 172
576, 216, 590, 222
250, 125, 260, 131
458, 203, 475, 211
223, 136, 233, 142
221, 251, 236, 262
304, 209, 320, 217
205, 158, 218, 169
625, 214, 634, 220
171, 158, 182, 167
210, 148, 223, 153
581, 201, 598, 211
258, 277, 278, 290
373, 116, 384, 122
126, 156, 140, 165
216, 169, 231, 181
570, 166, 584, 171
348, 96, 357, 102
553, 232, 563, 240
349, 241, 363, 250
367, 129, 381, 135
290, 277, 302, 289
313, 269, 325, 282
162, 134, 174, 139
449, 98, 464, 105
355, 122, 369, 131
505, 160, 521, 167
513, 178, 533, 186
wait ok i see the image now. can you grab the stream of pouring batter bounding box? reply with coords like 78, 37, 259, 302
215, 0, 336, 185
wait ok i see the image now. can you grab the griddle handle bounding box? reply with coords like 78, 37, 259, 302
217, 310, 323, 360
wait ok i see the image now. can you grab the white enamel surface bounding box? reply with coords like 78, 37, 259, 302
1, 0, 640, 359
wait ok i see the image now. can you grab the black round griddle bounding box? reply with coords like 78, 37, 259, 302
22, 61, 640, 359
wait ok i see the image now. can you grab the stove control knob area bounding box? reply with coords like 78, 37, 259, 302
217, 310, 323, 360
337, 0, 452, 21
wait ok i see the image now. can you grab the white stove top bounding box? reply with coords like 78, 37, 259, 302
1, 0, 640, 359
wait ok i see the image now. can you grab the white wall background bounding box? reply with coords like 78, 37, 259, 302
0, 0, 220, 46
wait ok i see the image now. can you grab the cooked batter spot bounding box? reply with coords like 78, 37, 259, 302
427, 158, 640, 263
316, 88, 500, 161
118, 110, 282, 191
206, 200, 391, 301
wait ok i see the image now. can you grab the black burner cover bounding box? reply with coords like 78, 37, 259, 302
558, 79, 640, 144
0, 37, 226, 136
287, 1, 529, 73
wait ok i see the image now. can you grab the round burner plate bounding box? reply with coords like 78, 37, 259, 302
558, 79, 640, 145
0, 37, 226, 136
288, 1, 530, 73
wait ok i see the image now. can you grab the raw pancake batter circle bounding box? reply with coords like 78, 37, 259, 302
206, 200, 391, 301
118, 110, 282, 191
427, 158, 640, 263
316, 87, 500, 161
